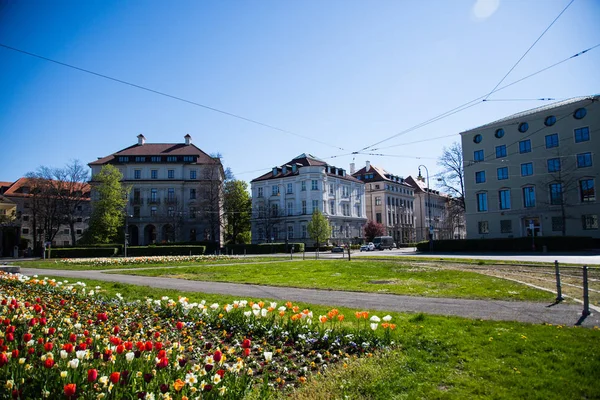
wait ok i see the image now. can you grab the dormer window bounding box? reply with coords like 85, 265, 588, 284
167, 156, 177, 162
183, 156, 195, 162
151, 156, 161, 162
135, 156, 146, 162
272, 167, 278, 176
118, 156, 129, 162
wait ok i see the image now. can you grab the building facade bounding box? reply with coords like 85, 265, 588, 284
89, 134, 224, 246
352, 161, 416, 244
250, 154, 366, 245
461, 95, 600, 239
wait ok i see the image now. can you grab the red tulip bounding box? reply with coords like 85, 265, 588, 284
217, 369, 225, 378
144, 341, 152, 351
63, 343, 74, 353
243, 348, 251, 357
44, 342, 53, 352
35, 297, 41, 303
27, 347, 35, 354
116, 345, 125, 354
60, 299, 67, 306
44, 358, 55, 368
11, 349, 18, 358
241, 339, 251, 349
113, 326, 120, 334
87, 369, 98, 382
37, 337, 44, 345
154, 342, 162, 350
156, 357, 169, 369
6, 333, 14, 342
6, 326, 15, 333
213, 350, 222, 363
110, 372, 120, 384
154, 331, 160, 339
69, 333, 77, 343
124, 341, 133, 351
64, 383, 76, 397
176, 321, 184, 330
48, 327, 56, 335
0, 353, 8, 367
23, 333, 32, 342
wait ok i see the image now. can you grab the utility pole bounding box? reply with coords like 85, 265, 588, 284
418, 165, 433, 252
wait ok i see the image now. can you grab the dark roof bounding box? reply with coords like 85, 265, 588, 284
251, 154, 361, 183
352, 164, 412, 187
89, 143, 219, 166
461, 95, 599, 134
404, 176, 448, 197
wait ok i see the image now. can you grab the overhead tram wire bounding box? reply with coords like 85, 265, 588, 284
0, 43, 345, 152
357, 43, 600, 153
482, 0, 576, 101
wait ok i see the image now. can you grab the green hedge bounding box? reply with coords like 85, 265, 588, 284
49, 247, 118, 259
224, 243, 305, 255
127, 246, 206, 256
306, 246, 334, 252
416, 237, 600, 253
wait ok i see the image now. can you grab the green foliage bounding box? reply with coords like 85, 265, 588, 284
127, 245, 206, 256
223, 180, 252, 244
85, 165, 128, 244
416, 236, 600, 252
48, 247, 118, 258
225, 243, 305, 254
307, 210, 331, 247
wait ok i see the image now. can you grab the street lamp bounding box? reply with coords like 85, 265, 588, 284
124, 213, 133, 257
418, 165, 433, 252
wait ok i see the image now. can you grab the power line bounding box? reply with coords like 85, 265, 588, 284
483, 0, 576, 101
0, 43, 346, 152
482, 98, 559, 102
359, 43, 599, 153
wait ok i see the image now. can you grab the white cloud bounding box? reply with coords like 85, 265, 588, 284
472, 0, 500, 20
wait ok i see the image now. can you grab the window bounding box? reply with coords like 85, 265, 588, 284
311, 180, 318, 190
151, 206, 157, 216
342, 186, 349, 197
497, 167, 508, 180
500, 220, 512, 233
549, 183, 563, 205
150, 188, 158, 203
168, 170, 175, 179
76, 229, 82, 235
474, 150, 484, 162
518, 122, 529, 133
329, 200, 335, 215
301, 181, 306, 191
519, 140, 531, 153
573, 108, 587, 120
22, 228, 29, 235
312, 200, 319, 213
545, 115, 557, 126
523, 187, 536, 208
356, 204, 362, 217
190, 189, 196, 199
168, 206, 174, 217
545, 133, 559, 149
301, 225, 307, 238
329, 184, 334, 195
133, 207, 140, 218
521, 163, 533, 177
118, 156, 129, 162
552, 217, 563, 232
495, 145, 507, 158
151, 156, 161, 162
376, 213, 382, 223
473, 134, 482, 143
168, 188, 175, 201
476, 192, 488, 212
183, 156, 194, 162
475, 171, 486, 183
547, 158, 561, 173
582, 215, 598, 230
302, 200, 307, 214
287, 226, 294, 239
190, 170, 197, 180
287, 202, 294, 216
495, 129, 505, 138
577, 152, 592, 168
167, 156, 177, 162
499, 189, 511, 210
375, 196, 381, 205
574, 127, 590, 143
76, 217, 82, 223
151, 170, 158, 179
22, 215, 29, 222
134, 169, 141, 179
478, 221, 489, 234
189, 207, 196, 219
287, 183, 293, 194
135, 156, 145, 162
271, 204, 279, 217
272, 185, 279, 196
257, 187, 263, 198
580, 179, 595, 202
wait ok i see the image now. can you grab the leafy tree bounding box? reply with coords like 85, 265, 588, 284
364, 220, 385, 242
85, 165, 128, 244
307, 210, 331, 256
437, 142, 465, 211
223, 180, 251, 244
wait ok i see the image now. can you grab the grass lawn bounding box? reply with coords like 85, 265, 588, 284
14, 256, 284, 270
37, 275, 600, 399
108, 259, 553, 301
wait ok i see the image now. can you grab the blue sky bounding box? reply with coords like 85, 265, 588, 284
1, 0, 598, 186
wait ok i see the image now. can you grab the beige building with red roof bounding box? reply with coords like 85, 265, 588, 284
250, 154, 366, 245
89, 134, 224, 246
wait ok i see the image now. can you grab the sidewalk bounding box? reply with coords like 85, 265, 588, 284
17, 267, 599, 328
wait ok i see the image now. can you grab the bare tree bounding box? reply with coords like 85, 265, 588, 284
54, 160, 90, 245
252, 201, 283, 243
437, 142, 465, 211
202, 159, 225, 243
25, 168, 63, 246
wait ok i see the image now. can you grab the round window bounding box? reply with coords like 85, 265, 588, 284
518, 122, 529, 133
574, 108, 587, 119
544, 115, 556, 126
473, 134, 482, 144
495, 129, 505, 138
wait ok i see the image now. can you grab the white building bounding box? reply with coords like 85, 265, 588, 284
89, 134, 224, 245
250, 154, 366, 245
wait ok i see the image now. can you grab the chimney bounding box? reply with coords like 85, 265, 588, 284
366, 160, 371, 171
184, 134, 192, 146
350, 163, 355, 174
137, 134, 146, 145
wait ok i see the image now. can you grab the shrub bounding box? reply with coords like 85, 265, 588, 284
49, 247, 118, 259
225, 243, 305, 254
415, 237, 600, 253
127, 245, 206, 256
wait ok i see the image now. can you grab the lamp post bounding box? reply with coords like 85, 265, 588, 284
418, 165, 433, 252
124, 213, 129, 258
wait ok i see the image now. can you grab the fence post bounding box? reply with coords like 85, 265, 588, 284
290, 248, 293, 260
303, 249, 305, 260
554, 260, 563, 302
582, 265, 590, 317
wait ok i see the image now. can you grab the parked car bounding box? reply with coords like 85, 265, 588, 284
373, 236, 394, 250
331, 246, 344, 253
367, 242, 375, 251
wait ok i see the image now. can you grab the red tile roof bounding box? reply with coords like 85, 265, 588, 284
251, 154, 361, 183
89, 143, 218, 166
352, 164, 413, 188
2, 177, 90, 198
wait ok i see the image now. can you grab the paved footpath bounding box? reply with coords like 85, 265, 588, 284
18, 267, 599, 328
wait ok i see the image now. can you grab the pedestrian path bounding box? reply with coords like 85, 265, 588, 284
17, 267, 599, 328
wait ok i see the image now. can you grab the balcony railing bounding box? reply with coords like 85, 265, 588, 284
130, 198, 143, 205
147, 198, 161, 205
164, 197, 178, 205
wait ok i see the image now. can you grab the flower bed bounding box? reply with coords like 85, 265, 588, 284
0, 272, 396, 399
55, 255, 241, 267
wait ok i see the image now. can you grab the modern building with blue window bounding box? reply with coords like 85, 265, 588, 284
460, 95, 600, 238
